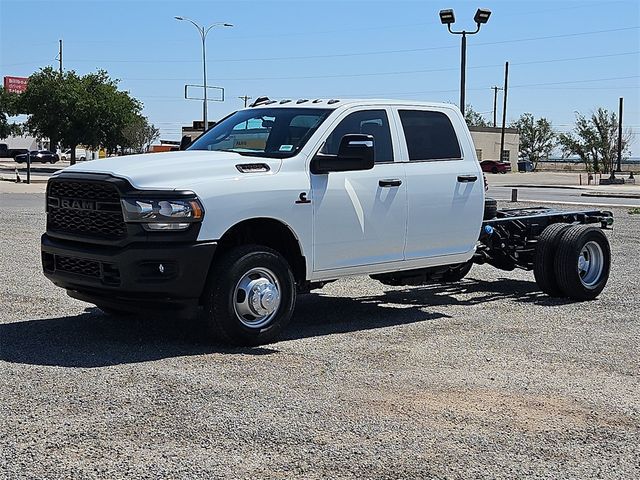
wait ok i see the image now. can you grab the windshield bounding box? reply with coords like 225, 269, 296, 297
188, 107, 332, 158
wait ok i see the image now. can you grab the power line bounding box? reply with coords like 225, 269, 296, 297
31, 26, 640, 66
117, 51, 639, 83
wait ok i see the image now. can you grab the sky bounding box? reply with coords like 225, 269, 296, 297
1, 0, 639, 155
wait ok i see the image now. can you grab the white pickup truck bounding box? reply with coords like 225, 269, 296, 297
41, 98, 613, 345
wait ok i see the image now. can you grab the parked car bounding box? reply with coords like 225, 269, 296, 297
15, 150, 59, 164
480, 159, 511, 174
41, 98, 613, 345
7, 148, 29, 159
59, 148, 87, 161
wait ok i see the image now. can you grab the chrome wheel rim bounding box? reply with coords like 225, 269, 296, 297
233, 267, 281, 329
578, 241, 604, 288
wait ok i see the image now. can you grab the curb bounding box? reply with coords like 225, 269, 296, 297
0, 176, 49, 184
581, 192, 640, 200
502, 184, 584, 190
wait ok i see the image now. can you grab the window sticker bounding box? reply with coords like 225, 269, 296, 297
279, 144, 294, 152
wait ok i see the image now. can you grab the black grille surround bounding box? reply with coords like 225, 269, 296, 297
47, 178, 126, 240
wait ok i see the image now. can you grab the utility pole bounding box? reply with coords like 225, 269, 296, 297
499, 61, 509, 163
58, 39, 63, 74
491, 86, 502, 127
617, 97, 623, 173
239, 95, 252, 108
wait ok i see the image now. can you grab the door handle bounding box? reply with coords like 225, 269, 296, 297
457, 175, 477, 183
379, 179, 402, 187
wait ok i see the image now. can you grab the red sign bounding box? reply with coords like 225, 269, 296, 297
3, 76, 29, 94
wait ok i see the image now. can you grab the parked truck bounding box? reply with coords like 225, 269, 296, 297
41, 99, 613, 345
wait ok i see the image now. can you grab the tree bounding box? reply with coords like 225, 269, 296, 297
19, 67, 142, 164
464, 105, 489, 127
0, 87, 22, 139
558, 108, 632, 173
122, 114, 160, 153
510, 113, 557, 171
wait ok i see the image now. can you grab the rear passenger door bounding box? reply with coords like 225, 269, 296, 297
394, 107, 484, 260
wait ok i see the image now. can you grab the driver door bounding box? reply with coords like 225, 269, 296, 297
311, 108, 407, 272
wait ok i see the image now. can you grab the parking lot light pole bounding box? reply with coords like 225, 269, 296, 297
174, 17, 233, 131
439, 8, 491, 116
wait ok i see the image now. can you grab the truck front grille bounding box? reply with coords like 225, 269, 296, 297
55, 255, 101, 278
47, 179, 126, 239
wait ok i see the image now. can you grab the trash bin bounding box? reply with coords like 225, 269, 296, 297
518, 160, 533, 172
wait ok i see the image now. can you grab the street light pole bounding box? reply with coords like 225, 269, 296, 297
174, 17, 233, 131
439, 8, 491, 116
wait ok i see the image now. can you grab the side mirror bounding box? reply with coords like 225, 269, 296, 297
310, 134, 375, 174
179, 135, 192, 151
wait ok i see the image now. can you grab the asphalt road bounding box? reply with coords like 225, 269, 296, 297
488, 185, 640, 207
1, 196, 639, 479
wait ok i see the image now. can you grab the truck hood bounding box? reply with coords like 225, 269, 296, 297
57, 151, 282, 190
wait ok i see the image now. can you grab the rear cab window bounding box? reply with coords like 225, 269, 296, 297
398, 110, 462, 161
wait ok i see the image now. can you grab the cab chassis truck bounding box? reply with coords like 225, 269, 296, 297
41, 98, 614, 345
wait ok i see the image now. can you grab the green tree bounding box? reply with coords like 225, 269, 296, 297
464, 105, 489, 127
558, 108, 631, 173
510, 113, 557, 171
20, 67, 142, 164
122, 114, 160, 153
0, 87, 22, 139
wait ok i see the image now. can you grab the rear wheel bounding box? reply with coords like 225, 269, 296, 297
554, 225, 611, 300
483, 197, 498, 220
441, 260, 473, 282
491, 166, 498, 174
202, 245, 296, 346
533, 223, 572, 296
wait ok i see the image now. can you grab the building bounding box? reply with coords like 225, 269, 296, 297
469, 126, 519, 171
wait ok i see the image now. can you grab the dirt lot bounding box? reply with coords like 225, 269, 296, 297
1, 195, 639, 479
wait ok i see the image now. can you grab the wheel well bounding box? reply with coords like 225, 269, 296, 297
215, 218, 306, 283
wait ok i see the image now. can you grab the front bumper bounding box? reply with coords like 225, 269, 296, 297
41, 234, 217, 315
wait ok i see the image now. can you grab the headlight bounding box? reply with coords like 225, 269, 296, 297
121, 198, 204, 231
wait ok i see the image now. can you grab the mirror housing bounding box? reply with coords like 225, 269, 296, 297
179, 135, 192, 151
310, 134, 375, 174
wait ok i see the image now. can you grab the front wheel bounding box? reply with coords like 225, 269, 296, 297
202, 245, 296, 346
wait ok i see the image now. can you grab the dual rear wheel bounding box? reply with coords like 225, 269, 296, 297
534, 224, 611, 300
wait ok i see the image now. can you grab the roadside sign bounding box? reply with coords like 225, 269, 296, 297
3, 76, 29, 94
184, 84, 225, 102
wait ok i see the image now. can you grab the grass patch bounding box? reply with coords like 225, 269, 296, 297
629, 207, 640, 215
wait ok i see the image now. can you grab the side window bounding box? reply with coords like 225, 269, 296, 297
399, 110, 462, 161
321, 110, 394, 163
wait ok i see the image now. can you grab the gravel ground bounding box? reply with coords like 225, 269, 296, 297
1, 196, 639, 479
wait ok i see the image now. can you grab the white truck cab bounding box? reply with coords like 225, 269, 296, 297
41, 98, 613, 345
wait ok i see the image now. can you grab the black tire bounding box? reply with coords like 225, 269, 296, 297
96, 305, 134, 317
533, 223, 572, 296
202, 245, 296, 346
491, 166, 498, 174
554, 225, 611, 300
483, 197, 498, 220
442, 260, 473, 282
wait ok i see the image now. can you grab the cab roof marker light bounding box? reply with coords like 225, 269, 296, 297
250, 96, 271, 107
312, 99, 323, 103
327, 99, 340, 104
296, 99, 309, 104
279, 99, 292, 104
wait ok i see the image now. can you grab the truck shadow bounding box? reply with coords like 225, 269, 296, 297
0, 277, 569, 368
